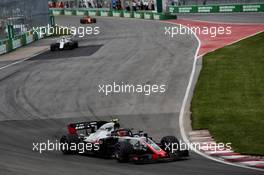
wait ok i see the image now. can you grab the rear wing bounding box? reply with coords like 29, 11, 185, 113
67, 121, 108, 134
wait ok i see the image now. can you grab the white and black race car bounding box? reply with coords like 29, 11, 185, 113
60, 119, 189, 163
50, 36, 78, 51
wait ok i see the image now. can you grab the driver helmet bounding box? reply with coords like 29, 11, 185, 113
117, 129, 129, 137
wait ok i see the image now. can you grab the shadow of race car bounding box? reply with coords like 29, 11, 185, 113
80, 16, 97, 24
50, 36, 78, 51
59, 119, 189, 164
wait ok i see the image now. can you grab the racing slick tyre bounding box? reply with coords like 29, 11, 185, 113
63, 43, 70, 50
92, 18, 97, 23
73, 41, 78, 48
50, 43, 59, 51
80, 19, 85, 24
60, 134, 80, 154
115, 142, 133, 162
160, 136, 181, 160
64, 43, 75, 50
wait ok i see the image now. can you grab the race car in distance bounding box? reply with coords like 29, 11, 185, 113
50, 36, 78, 51
80, 16, 96, 24
60, 119, 189, 163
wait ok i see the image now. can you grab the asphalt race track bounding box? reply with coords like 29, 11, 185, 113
0, 16, 262, 175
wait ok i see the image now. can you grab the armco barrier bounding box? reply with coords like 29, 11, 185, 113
49, 8, 177, 20
169, 3, 264, 13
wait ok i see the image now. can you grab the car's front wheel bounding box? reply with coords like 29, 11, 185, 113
160, 136, 180, 160
60, 134, 80, 154
50, 44, 58, 51
114, 142, 133, 162
73, 41, 78, 48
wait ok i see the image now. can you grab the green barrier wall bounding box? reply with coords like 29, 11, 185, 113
134, 12, 144, 19
112, 11, 124, 17
25, 33, 34, 44
0, 44, 7, 55
64, 9, 74, 15
0, 39, 12, 54
169, 3, 264, 13
12, 38, 22, 50
100, 10, 112, 17
89, 10, 100, 16
144, 12, 154, 20
0, 25, 57, 55
49, 8, 177, 21
0, 8, 177, 55
76, 9, 88, 16
123, 11, 134, 18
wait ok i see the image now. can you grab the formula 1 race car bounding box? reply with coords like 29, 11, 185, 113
50, 36, 78, 51
59, 119, 189, 163
80, 16, 97, 24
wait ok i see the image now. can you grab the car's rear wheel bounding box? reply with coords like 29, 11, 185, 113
60, 134, 80, 154
64, 43, 74, 50
73, 41, 78, 48
115, 142, 133, 162
160, 136, 180, 159
50, 44, 58, 51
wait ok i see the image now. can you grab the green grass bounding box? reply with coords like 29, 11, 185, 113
191, 32, 264, 155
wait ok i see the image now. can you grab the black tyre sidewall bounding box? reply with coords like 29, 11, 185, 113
60, 134, 80, 154
115, 142, 133, 162
160, 136, 180, 159
50, 44, 57, 51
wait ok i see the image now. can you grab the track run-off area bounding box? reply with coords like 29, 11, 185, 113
0, 15, 263, 175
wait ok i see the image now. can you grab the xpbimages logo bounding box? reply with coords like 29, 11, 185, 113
163, 140, 232, 153
98, 82, 166, 96
32, 140, 100, 154
165, 24, 232, 38
32, 24, 100, 38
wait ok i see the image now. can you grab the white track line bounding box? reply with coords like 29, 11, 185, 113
240, 161, 264, 166
205, 150, 234, 154
221, 155, 248, 159
163, 20, 264, 172
1, 19, 263, 171
190, 136, 212, 140
0, 48, 48, 70
199, 141, 217, 145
